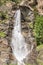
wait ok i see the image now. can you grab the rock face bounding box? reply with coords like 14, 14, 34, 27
20, 0, 37, 6
0, 2, 16, 65
0, 1, 37, 65
20, 6, 34, 22
36, 0, 43, 15
0, 19, 11, 65
9, 5, 37, 65
21, 21, 37, 65
20, 0, 43, 15
0, 38, 10, 65
20, 7, 37, 65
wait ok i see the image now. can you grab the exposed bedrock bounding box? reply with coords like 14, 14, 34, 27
0, 1, 38, 65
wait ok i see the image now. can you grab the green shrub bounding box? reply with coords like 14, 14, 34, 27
0, 0, 21, 6
0, 0, 10, 6
37, 59, 43, 65
36, 44, 43, 51
33, 15, 43, 45
0, 11, 9, 20
11, 0, 21, 3
0, 31, 6, 37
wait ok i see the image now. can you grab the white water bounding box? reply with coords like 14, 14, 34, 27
11, 9, 33, 65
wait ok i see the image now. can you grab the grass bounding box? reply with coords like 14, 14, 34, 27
11, 0, 21, 3
28, 22, 33, 29
36, 44, 43, 65
36, 44, 43, 51
6, 63, 32, 65
37, 59, 43, 65
0, 31, 6, 37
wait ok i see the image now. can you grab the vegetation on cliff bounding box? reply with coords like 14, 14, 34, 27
33, 15, 43, 45
0, 0, 43, 65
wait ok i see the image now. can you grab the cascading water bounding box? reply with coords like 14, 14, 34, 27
11, 9, 33, 65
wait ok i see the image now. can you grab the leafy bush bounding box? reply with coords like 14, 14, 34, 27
0, 11, 9, 20
0, 31, 6, 37
33, 15, 43, 45
11, 0, 21, 3
0, 0, 21, 6
0, 0, 10, 6
36, 44, 43, 51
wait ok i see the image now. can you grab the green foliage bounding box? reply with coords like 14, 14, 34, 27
36, 44, 43, 51
0, 0, 21, 6
26, 64, 31, 65
0, 31, 6, 37
28, 22, 33, 29
0, 11, 9, 21
0, 0, 10, 6
11, 0, 21, 3
37, 59, 43, 65
33, 15, 43, 45
9, 64, 17, 65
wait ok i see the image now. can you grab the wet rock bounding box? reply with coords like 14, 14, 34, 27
19, 6, 34, 22
19, 6, 37, 64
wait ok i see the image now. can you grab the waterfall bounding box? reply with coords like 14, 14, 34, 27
11, 9, 33, 65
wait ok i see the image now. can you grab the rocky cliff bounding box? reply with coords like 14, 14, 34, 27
0, 0, 43, 65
